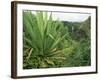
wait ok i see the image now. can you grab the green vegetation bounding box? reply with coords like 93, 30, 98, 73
23, 11, 91, 69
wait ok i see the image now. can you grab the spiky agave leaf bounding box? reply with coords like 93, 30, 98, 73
23, 11, 72, 68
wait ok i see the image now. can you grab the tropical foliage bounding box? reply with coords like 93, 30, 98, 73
23, 11, 91, 69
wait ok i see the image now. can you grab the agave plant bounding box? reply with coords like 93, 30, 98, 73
23, 11, 75, 69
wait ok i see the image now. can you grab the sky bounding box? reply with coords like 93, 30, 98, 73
52, 12, 90, 22
30, 11, 90, 22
